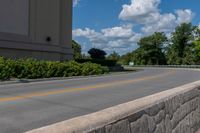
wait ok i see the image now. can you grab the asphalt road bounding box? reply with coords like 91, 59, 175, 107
1, 68, 200, 133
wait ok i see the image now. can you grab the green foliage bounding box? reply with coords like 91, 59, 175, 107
88, 48, 107, 59
64, 61, 83, 76
17, 59, 48, 79
167, 23, 196, 65
120, 32, 167, 65
45, 61, 82, 77
107, 51, 120, 61
75, 59, 117, 67
0, 58, 108, 80
0, 57, 13, 80
182, 46, 196, 65
72, 40, 82, 59
138, 32, 167, 65
119, 23, 200, 65
194, 38, 200, 61
118, 52, 134, 65
81, 62, 109, 76
193, 28, 200, 63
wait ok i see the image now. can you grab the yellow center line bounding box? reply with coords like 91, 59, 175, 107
0, 70, 176, 103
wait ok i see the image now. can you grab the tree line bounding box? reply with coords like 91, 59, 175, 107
73, 23, 200, 65
119, 23, 200, 65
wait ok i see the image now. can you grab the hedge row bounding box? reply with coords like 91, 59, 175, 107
75, 59, 117, 67
0, 57, 109, 80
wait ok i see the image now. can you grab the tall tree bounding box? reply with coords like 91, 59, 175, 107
167, 23, 196, 65
192, 26, 200, 63
136, 32, 167, 65
72, 40, 82, 59
88, 48, 107, 59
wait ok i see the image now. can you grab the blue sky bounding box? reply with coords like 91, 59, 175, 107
73, 0, 200, 55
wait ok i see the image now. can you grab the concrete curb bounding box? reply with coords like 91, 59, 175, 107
26, 80, 200, 133
0, 67, 197, 86
0, 71, 137, 86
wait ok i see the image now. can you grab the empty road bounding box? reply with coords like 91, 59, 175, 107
1, 68, 200, 133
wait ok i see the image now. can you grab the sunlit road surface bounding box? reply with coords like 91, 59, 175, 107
0, 68, 200, 133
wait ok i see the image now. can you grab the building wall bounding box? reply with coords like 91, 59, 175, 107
29, 0, 60, 44
0, 0, 73, 61
0, 0, 29, 35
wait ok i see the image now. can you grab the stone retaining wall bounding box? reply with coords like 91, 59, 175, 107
26, 81, 200, 133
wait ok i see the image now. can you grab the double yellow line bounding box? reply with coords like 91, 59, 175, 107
0, 70, 175, 103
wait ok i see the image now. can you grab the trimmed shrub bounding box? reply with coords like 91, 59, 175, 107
17, 59, 48, 79
62, 61, 82, 77
75, 59, 117, 67
81, 62, 109, 76
0, 57, 109, 80
0, 57, 12, 80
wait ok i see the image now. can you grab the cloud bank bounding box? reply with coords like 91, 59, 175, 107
73, 25, 143, 54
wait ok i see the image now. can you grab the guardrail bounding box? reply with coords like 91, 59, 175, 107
124, 65, 200, 68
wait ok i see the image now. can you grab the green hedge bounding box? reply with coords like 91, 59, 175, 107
0, 57, 109, 80
75, 59, 117, 67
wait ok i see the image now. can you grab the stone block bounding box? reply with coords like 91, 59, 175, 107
128, 111, 145, 123
105, 120, 131, 133
130, 115, 148, 133
95, 128, 106, 133
165, 99, 174, 119
148, 116, 156, 133
181, 90, 199, 104
154, 110, 166, 124
171, 96, 181, 113
145, 102, 165, 116
154, 120, 165, 133
165, 114, 172, 133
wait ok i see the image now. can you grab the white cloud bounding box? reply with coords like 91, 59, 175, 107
128, 33, 143, 42
73, 0, 80, 7
141, 13, 177, 34
107, 40, 129, 48
73, 25, 141, 54
119, 0, 194, 34
101, 24, 134, 38
176, 9, 194, 24
119, 0, 160, 24
73, 28, 96, 37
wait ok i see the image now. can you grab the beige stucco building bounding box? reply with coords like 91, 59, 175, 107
0, 0, 73, 61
